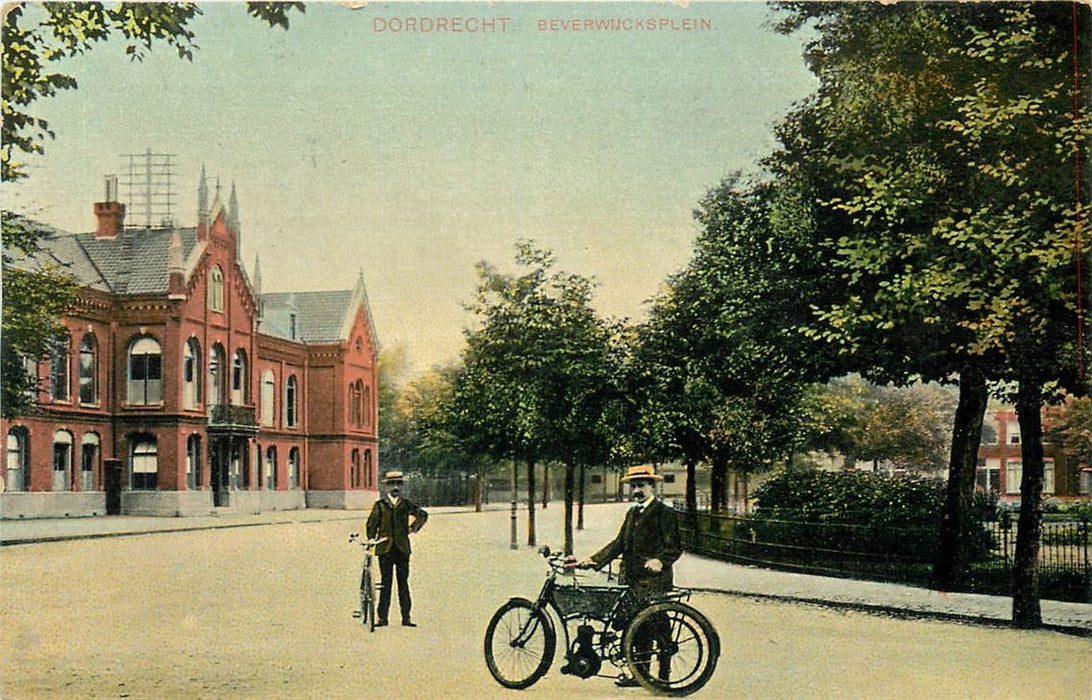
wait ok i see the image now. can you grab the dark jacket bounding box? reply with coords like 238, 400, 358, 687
591, 498, 681, 593
366, 495, 428, 556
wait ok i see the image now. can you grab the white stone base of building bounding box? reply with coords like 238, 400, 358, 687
0, 492, 107, 519
306, 490, 377, 511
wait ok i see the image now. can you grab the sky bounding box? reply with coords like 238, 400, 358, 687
4, 1, 818, 376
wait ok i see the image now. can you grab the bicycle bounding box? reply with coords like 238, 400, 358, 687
349, 533, 387, 632
484, 545, 719, 696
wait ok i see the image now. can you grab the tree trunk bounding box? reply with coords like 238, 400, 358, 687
685, 456, 697, 512
510, 460, 519, 550
710, 454, 728, 511
932, 367, 989, 590
563, 462, 575, 555
742, 472, 750, 514
577, 464, 586, 531
542, 462, 549, 509
527, 457, 537, 547
1012, 380, 1045, 628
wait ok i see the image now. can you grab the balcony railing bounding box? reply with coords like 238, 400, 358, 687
207, 404, 257, 430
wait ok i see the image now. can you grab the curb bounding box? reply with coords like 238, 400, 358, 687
686, 585, 1092, 638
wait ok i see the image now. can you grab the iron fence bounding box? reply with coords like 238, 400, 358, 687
676, 507, 1092, 603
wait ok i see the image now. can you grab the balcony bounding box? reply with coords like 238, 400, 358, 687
207, 404, 259, 434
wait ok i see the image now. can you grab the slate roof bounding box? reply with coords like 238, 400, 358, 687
262, 290, 355, 343
5, 216, 199, 295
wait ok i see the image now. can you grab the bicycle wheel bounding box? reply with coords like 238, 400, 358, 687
483, 597, 556, 689
364, 567, 376, 632
358, 563, 371, 630
622, 601, 719, 696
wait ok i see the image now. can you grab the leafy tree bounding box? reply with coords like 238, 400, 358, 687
1044, 396, 1092, 474
773, 2, 1089, 624
633, 177, 838, 512
1, 213, 78, 418
450, 241, 616, 549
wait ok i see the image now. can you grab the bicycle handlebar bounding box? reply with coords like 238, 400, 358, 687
349, 533, 388, 547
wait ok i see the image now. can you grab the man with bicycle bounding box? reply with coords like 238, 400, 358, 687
580, 465, 680, 688
366, 471, 429, 628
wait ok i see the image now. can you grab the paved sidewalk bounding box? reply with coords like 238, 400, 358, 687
3, 506, 1089, 636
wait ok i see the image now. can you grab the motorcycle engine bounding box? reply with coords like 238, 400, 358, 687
560, 624, 602, 679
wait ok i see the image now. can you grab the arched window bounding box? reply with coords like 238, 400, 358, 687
52, 430, 73, 492
208, 265, 224, 312
288, 447, 300, 490
363, 450, 374, 490
364, 385, 372, 428
183, 338, 202, 409
231, 349, 248, 406
78, 334, 98, 405
50, 334, 70, 402
265, 446, 277, 490
260, 370, 276, 427
349, 381, 363, 428
285, 375, 298, 428
80, 433, 100, 491
5, 428, 28, 492
350, 448, 362, 489
208, 344, 225, 407
130, 436, 158, 491
127, 336, 162, 405
186, 434, 202, 490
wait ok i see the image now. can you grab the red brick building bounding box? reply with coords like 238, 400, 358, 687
2, 173, 379, 517
977, 408, 1091, 502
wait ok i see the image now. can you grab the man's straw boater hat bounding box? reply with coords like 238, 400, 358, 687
620, 465, 663, 483
382, 471, 405, 484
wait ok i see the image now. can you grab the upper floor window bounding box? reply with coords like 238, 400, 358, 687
260, 370, 276, 427
289, 313, 297, 340
355, 337, 363, 353
231, 350, 248, 406
364, 385, 372, 428
183, 338, 202, 409
127, 337, 162, 405
349, 380, 363, 428
208, 344, 225, 407
208, 265, 224, 312
285, 375, 299, 428
1006, 419, 1021, 445
50, 334, 70, 402
78, 334, 98, 405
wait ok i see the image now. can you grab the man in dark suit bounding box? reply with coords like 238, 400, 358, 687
366, 471, 428, 627
582, 465, 680, 687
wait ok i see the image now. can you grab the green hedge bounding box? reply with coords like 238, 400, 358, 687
748, 470, 994, 563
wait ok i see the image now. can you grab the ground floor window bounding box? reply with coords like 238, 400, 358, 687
1005, 460, 1022, 495
131, 437, 158, 491
53, 431, 73, 492
1042, 459, 1055, 495
5, 428, 28, 491
265, 446, 277, 490
186, 434, 202, 490
288, 447, 300, 489
81, 433, 100, 491
350, 449, 362, 489
976, 459, 1000, 494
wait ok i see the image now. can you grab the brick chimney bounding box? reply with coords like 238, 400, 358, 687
94, 175, 125, 239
